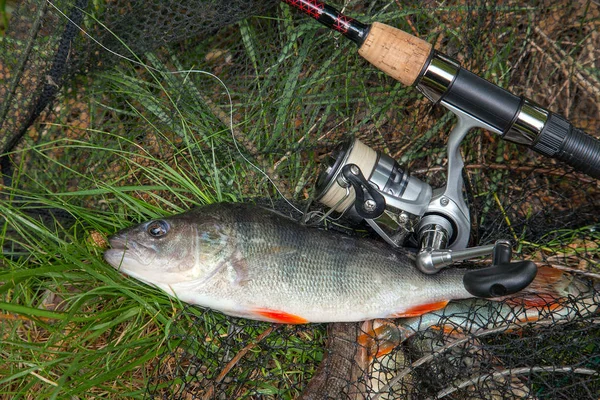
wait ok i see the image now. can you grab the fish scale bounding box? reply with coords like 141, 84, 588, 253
231, 209, 435, 310
104, 203, 480, 323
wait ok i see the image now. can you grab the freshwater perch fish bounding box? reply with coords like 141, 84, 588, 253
105, 202, 561, 324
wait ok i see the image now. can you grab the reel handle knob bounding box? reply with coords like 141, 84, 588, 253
463, 240, 538, 298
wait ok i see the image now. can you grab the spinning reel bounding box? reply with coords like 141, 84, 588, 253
314, 105, 537, 299
281, 0, 599, 299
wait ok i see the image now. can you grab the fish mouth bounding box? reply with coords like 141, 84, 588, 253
104, 234, 133, 269
103, 240, 178, 287
103, 234, 157, 272
104, 247, 128, 269
107, 235, 128, 251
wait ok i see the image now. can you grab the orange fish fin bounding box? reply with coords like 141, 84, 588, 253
391, 300, 450, 318
526, 266, 565, 293
504, 294, 563, 309
503, 266, 571, 310
357, 321, 375, 362
501, 300, 564, 333
358, 320, 402, 359
253, 309, 308, 324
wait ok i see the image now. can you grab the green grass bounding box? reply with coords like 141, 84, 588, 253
1, 202, 169, 397
0, 0, 10, 35
1, 0, 599, 398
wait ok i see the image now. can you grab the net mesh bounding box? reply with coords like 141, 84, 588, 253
1, 0, 599, 398
146, 289, 600, 399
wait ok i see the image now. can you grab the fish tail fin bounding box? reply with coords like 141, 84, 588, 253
496, 266, 599, 325
528, 266, 567, 291
505, 266, 588, 307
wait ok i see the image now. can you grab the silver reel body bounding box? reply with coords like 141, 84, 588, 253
315, 104, 499, 263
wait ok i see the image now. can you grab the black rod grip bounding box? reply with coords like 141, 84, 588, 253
441, 68, 522, 133
532, 114, 600, 179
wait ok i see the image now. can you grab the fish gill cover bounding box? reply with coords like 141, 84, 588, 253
0, 0, 599, 399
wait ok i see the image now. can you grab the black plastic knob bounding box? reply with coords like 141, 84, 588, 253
463, 241, 538, 298
463, 261, 538, 298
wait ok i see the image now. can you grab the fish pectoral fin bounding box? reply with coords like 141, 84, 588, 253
252, 308, 309, 324
229, 249, 251, 286
358, 319, 403, 359
390, 300, 450, 318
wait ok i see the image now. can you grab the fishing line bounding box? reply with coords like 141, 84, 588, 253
45, 0, 304, 216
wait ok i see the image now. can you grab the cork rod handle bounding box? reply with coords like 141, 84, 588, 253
358, 22, 432, 87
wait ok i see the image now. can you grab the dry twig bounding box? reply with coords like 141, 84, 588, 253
202, 325, 277, 400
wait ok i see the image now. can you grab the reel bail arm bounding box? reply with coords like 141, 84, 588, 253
415, 101, 499, 257
339, 164, 386, 219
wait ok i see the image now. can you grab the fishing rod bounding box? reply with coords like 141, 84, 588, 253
281, 0, 600, 179
281, 0, 600, 297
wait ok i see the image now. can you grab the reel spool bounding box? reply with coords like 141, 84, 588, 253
315, 139, 379, 214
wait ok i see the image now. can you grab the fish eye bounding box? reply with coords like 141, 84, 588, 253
147, 220, 169, 238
